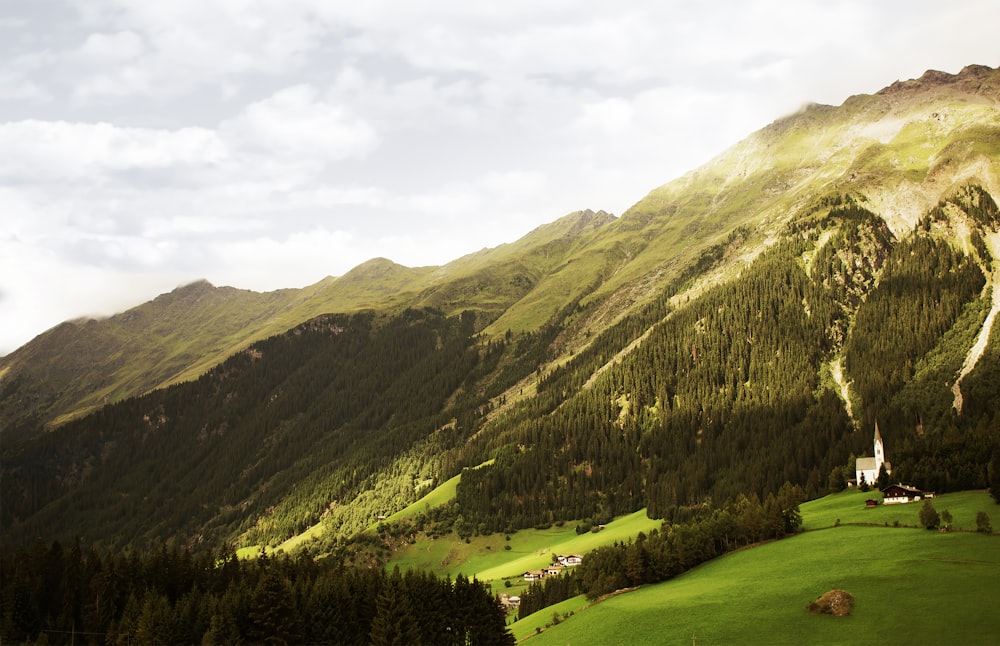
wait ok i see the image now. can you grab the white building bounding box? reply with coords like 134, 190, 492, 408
855, 423, 891, 487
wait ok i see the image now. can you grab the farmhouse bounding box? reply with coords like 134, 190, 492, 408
499, 594, 520, 608
523, 570, 545, 582
557, 554, 583, 566
881, 483, 926, 504
855, 423, 891, 487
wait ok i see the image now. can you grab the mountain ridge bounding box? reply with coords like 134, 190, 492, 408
2, 65, 998, 554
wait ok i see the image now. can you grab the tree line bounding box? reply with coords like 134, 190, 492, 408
0, 541, 513, 645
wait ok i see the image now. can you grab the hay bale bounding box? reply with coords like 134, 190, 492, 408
806, 589, 854, 617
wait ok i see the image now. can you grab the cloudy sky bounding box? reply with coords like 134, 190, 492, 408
1, 1, 997, 354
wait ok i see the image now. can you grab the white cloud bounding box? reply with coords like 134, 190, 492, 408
0, 120, 225, 181
576, 98, 634, 134
1, 0, 999, 354
65, 0, 330, 100
209, 228, 364, 290
0, 52, 54, 103
78, 30, 145, 62
220, 85, 379, 166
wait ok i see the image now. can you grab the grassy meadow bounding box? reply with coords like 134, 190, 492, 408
388, 508, 662, 581
518, 490, 1000, 645
801, 488, 994, 531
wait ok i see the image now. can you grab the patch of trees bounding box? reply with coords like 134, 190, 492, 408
0, 541, 514, 645
929, 184, 1000, 229
846, 233, 985, 429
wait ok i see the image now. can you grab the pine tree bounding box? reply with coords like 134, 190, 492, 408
248, 568, 299, 645
369, 568, 422, 646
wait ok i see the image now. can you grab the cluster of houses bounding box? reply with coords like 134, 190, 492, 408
853, 424, 933, 506
499, 555, 584, 612
521, 554, 583, 582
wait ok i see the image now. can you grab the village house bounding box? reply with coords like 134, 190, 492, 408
524, 555, 585, 581
499, 594, 520, 610
523, 570, 545, 582
881, 483, 928, 504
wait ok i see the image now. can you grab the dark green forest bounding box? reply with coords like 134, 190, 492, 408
0, 541, 512, 645
1, 308, 492, 550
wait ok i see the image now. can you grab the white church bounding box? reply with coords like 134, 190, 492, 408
855, 423, 890, 487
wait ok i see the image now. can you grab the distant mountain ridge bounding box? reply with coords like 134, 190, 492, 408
2, 65, 998, 553
0, 209, 616, 434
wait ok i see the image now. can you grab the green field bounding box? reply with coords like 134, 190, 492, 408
509, 595, 592, 642
518, 491, 1000, 645
378, 472, 462, 525
801, 488, 994, 531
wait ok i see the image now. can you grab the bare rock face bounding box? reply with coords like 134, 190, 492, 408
807, 589, 855, 617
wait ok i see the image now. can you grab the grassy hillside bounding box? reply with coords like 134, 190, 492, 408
801, 488, 994, 531
388, 509, 661, 581
523, 491, 1000, 645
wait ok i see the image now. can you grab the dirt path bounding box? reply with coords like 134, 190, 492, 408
952, 230, 1000, 412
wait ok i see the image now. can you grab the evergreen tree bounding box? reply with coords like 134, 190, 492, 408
369, 568, 422, 646
248, 569, 299, 645
919, 499, 940, 530
877, 464, 890, 490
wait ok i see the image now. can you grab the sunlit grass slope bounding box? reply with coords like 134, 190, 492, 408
800, 488, 994, 531
388, 509, 661, 581
522, 490, 999, 645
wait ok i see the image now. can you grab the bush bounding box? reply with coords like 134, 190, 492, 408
919, 499, 940, 530
976, 511, 992, 534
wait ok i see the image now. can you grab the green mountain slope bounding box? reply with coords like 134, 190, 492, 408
0, 210, 614, 437
2, 65, 999, 554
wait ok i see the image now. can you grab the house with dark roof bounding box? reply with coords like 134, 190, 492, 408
881, 483, 925, 504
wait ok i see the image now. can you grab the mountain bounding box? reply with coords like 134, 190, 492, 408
2, 65, 999, 552
0, 209, 614, 438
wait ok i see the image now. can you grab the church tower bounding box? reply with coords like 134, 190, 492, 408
855, 422, 890, 487
873, 422, 884, 474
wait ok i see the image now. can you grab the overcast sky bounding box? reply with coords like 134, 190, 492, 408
1, 1, 997, 354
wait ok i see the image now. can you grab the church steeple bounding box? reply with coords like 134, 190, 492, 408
875, 422, 892, 475
855, 421, 890, 488
874, 422, 885, 473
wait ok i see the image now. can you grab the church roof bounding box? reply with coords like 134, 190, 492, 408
856, 457, 877, 470
874, 422, 882, 443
